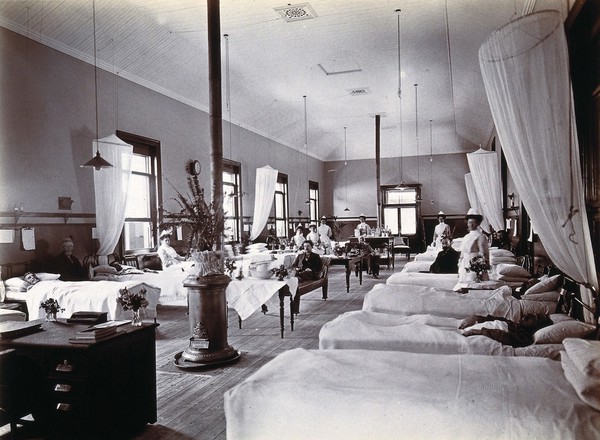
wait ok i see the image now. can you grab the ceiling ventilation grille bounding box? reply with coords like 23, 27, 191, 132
348, 88, 370, 96
274, 3, 317, 22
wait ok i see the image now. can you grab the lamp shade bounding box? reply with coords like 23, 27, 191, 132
81, 150, 113, 170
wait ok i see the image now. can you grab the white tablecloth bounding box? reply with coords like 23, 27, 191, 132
226, 277, 298, 320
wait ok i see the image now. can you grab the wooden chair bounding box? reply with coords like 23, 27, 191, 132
291, 256, 332, 315
393, 236, 411, 259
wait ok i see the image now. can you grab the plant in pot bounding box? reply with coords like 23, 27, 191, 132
160, 174, 238, 367
160, 175, 229, 278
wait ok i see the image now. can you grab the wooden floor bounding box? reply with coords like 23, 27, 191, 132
2, 258, 408, 440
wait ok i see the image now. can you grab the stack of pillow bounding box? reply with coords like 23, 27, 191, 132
490, 249, 517, 266
246, 243, 268, 254
494, 262, 531, 285
561, 338, 600, 410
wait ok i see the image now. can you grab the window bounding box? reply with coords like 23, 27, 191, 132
272, 174, 289, 238
223, 160, 243, 242
117, 131, 161, 254
382, 186, 418, 236
308, 181, 319, 224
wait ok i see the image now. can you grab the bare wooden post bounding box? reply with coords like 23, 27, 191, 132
375, 114, 381, 228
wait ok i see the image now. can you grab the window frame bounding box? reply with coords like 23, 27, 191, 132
116, 130, 161, 255
223, 159, 243, 243
309, 180, 319, 224
272, 173, 289, 238
381, 184, 420, 237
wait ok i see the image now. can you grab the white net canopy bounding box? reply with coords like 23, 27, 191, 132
479, 10, 597, 319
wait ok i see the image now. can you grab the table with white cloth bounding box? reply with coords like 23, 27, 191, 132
226, 276, 298, 338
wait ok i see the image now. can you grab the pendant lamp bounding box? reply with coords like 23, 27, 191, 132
81, 0, 113, 170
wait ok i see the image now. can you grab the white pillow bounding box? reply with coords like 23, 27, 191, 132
563, 338, 600, 378
495, 263, 531, 278
533, 320, 596, 344
522, 290, 560, 303
35, 272, 61, 281
490, 249, 515, 258
523, 274, 561, 295
403, 261, 433, 273
4, 277, 25, 289
549, 313, 574, 323
561, 351, 600, 411
93, 265, 118, 275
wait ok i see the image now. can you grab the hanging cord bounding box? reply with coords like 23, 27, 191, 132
444, 0, 457, 134
93, 0, 99, 144
344, 126, 349, 209
561, 40, 579, 244
396, 9, 404, 184
415, 83, 420, 197
429, 119, 434, 205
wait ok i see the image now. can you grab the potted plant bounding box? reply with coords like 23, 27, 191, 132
160, 174, 238, 366
160, 175, 229, 277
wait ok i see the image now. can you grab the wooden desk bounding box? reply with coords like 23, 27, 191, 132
329, 255, 363, 292
0, 322, 158, 439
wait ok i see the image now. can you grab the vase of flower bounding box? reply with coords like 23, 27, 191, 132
131, 308, 142, 326
116, 287, 149, 326
40, 298, 64, 321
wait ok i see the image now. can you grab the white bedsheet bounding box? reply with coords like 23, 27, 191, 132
387, 271, 460, 289
112, 266, 190, 305
25, 280, 160, 321
224, 348, 600, 440
319, 310, 562, 358
362, 284, 556, 322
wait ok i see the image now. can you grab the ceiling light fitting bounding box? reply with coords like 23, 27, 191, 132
81, 0, 112, 170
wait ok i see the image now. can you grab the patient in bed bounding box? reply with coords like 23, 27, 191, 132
460, 312, 553, 347
157, 231, 186, 268
20, 272, 41, 291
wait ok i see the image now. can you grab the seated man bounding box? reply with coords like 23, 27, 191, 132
460, 313, 553, 347
290, 240, 323, 282
53, 238, 86, 281
429, 236, 460, 274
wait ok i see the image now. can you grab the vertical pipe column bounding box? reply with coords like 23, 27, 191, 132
375, 115, 381, 228
207, 0, 224, 248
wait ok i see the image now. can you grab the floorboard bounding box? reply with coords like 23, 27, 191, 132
0, 257, 410, 440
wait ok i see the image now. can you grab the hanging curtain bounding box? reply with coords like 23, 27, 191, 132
464, 173, 491, 234
479, 10, 598, 320
93, 134, 133, 263
467, 149, 504, 233
250, 165, 278, 241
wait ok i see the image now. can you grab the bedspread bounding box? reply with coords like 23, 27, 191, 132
319, 310, 563, 358
224, 348, 600, 440
25, 280, 160, 321
362, 284, 556, 322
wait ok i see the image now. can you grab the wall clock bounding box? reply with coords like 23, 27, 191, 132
188, 160, 201, 176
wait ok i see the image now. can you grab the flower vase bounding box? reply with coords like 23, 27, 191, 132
131, 308, 143, 326
45, 311, 57, 321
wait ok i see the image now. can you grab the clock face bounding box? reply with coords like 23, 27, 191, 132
189, 160, 201, 175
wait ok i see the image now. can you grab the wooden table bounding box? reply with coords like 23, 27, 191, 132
328, 255, 363, 293
227, 277, 298, 338
0, 321, 158, 439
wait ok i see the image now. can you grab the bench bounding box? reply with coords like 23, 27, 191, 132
290, 256, 332, 315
